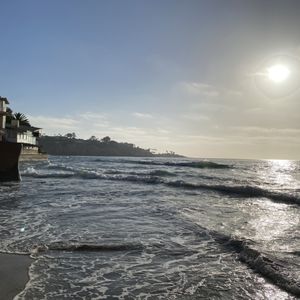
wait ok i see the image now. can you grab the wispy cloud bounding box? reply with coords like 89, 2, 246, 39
226, 89, 243, 97
132, 112, 153, 119
78, 112, 109, 128
28, 113, 110, 137
180, 82, 220, 97
28, 115, 79, 130
28, 107, 299, 159
230, 126, 300, 137
231, 126, 300, 135
27, 112, 174, 153
178, 81, 243, 101
181, 113, 210, 121
78, 112, 108, 121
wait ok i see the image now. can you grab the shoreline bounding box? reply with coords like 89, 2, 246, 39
0, 253, 32, 299
20, 153, 48, 161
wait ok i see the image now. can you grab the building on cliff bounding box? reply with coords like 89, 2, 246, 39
0, 96, 47, 161
0, 96, 22, 181
6, 121, 42, 155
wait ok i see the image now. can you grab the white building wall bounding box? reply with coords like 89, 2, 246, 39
0, 101, 6, 112
0, 101, 6, 130
16, 132, 37, 145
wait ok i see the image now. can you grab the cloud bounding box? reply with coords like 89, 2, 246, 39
178, 81, 243, 101
28, 108, 300, 159
180, 82, 220, 97
132, 112, 153, 119
226, 89, 243, 97
156, 128, 170, 134
181, 113, 210, 121
230, 126, 300, 136
27, 112, 174, 153
108, 126, 147, 137
28, 115, 79, 130
78, 112, 109, 128
78, 112, 108, 121
28, 113, 110, 137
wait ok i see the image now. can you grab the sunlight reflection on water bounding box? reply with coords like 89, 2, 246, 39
267, 159, 294, 172
261, 160, 299, 188
248, 199, 299, 251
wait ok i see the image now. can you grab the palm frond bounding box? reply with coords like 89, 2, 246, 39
14, 112, 31, 126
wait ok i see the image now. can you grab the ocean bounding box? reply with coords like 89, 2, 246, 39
0, 156, 299, 299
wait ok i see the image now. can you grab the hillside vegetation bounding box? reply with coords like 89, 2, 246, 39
39, 135, 182, 157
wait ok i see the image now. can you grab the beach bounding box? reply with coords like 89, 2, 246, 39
0, 253, 32, 300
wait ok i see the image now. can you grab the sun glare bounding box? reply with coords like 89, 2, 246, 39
267, 64, 290, 83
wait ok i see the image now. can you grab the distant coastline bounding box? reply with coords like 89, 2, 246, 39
39, 135, 183, 158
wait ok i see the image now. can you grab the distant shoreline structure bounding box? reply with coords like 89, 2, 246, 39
39, 134, 184, 158
0, 96, 47, 181
0, 97, 22, 181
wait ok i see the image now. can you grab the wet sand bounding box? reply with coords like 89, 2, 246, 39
0, 253, 32, 300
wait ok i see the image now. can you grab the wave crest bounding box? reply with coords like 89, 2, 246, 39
31, 241, 144, 254
167, 181, 300, 205
213, 233, 300, 297
22, 166, 300, 206
131, 160, 231, 169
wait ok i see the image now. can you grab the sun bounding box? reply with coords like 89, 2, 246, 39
267, 64, 290, 83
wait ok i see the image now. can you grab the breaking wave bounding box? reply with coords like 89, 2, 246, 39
127, 160, 231, 169
22, 167, 300, 206
22, 167, 164, 184
211, 232, 300, 297
29, 234, 300, 297
104, 169, 177, 177
31, 241, 144, 254
95, 159, 231, 169
149, 170, 177, 177
166, 181, 300, 205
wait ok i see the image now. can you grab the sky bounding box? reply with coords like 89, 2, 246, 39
1, 0, 300, 159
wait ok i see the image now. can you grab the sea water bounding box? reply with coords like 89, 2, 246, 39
0, 156, 299, 299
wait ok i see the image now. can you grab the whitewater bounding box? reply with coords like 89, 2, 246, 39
0, 156, 299, 299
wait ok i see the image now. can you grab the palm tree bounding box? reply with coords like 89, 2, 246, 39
14, 112, 31, 126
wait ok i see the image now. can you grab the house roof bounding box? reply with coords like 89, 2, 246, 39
0, 97, 9, 104
6, 124, 42, 132
26, 126, 42, 132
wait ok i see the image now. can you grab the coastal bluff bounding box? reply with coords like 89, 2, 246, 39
39, 135, 182, 157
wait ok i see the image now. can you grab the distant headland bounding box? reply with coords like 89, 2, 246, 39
1, 96, 183, 159
39, 134, 183, 158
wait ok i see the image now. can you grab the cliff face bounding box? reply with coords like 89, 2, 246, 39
39, 136, 155, 157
